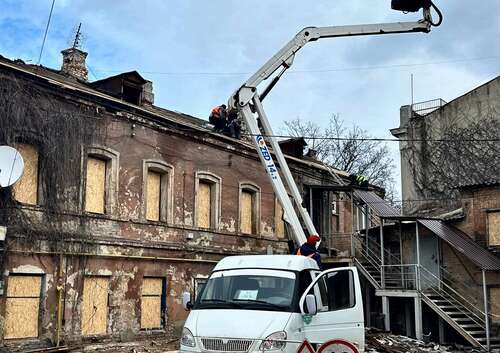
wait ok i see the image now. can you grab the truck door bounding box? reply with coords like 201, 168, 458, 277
300, 267, 365, 351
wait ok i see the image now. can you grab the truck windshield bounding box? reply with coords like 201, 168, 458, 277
195, 269, 296, 311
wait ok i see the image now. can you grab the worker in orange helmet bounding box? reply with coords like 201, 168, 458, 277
296, 235, 323, 269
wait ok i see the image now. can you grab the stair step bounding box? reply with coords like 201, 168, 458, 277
438, 305, 460, 310
454, 318, 475, 322
460, 324, 484, 329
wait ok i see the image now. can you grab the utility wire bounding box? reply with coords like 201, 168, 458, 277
242, 133, 500, 143
91, 55, 500, 77
37, 0, 56, 66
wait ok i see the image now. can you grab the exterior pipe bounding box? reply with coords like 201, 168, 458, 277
8, 250, 219, 263
483, 269, 490, 351
55, 253, 63, 346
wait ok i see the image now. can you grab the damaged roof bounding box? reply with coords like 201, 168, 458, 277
0, 54, 351, 183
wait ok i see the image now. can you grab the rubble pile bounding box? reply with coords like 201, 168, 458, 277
367, 332, 479, 353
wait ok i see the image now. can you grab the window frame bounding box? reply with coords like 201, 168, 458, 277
238, 182, 261, 235
81, 145, 119, 215
194, 171, 221, 229
142, 160, 174, 223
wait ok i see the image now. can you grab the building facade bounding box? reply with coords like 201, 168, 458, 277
0, 48, 358, 349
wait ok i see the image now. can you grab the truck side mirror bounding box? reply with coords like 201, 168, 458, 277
182, 292, 193, 311
305, 294, 317, 315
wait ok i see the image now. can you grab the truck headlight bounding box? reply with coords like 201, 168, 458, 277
259, 331, 286, 351
181, 327, 196, 347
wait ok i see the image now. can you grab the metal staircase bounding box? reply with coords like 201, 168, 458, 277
351, 234, 496, 351
419, 266, 495, 350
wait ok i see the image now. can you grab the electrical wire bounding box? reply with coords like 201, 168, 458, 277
91, 55, 500, 77
36, 0, 56, 66
241, 133, 500, 143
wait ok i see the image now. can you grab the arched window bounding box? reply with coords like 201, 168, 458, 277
142, 160, 174, 223
82, 146, 119, 215
239, 182, 261, 235
194, 172, 221, 229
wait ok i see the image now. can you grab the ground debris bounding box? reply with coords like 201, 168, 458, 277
366, 331, 480, 353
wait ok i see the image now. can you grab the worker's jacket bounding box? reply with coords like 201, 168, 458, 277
296, 243, 323, 269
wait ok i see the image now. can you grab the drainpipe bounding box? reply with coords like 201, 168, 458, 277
55, 253, 64, 346
482, 269, 490, 351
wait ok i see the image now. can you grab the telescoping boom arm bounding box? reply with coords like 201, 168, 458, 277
230, 5, 440, 247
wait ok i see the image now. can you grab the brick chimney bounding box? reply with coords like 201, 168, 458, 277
142, 80, 155, 106
60, 47, 88, 81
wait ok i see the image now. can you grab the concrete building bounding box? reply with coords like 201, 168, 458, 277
359, 77, 500, 351
391, 77, 500, 216
0, 46, 365, 350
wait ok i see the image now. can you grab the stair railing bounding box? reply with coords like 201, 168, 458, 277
419, 265, 486, 328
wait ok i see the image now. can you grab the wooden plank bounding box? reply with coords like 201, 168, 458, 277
197, 182, 211, 228
490, 287, 500, 325
4, 298, 39, 339
146, 171, 161, 221
275, 198, 285, 239
81, 277, 108, 336
140, 296, 162, 329
240, 191, 253, 234
7, 275, 41, 297
488, 212, 500, 246
85, 158, 106, 214
142, 278, 162, 296
13, 144, 38, 205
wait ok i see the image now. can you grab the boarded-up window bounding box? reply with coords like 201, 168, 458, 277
85, 158, 106, 213
4, 275, 42, 339
240, 190, 253, 234
146, 171, 161, 221
490, 288, 500, 325
141, 278, 164, 329
275, 198, 285, 239
197, 181, 212, 228
488, 212, 500, 246
81, 277, 109, 336
13, 144, 39, 205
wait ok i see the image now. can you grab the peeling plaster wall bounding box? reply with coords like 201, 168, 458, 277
0, 64, 350, 347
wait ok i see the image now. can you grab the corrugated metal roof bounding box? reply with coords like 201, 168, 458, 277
353, 189, 400, 217
418, 219, 500, 271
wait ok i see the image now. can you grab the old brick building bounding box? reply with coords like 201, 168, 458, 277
0, 47, 360, 349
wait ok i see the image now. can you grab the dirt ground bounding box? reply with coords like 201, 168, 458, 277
24, 331, 480, 353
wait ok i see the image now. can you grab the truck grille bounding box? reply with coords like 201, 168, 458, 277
201, 338, 253, 352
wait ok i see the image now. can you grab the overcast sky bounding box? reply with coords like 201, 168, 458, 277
1, 0, 499, 196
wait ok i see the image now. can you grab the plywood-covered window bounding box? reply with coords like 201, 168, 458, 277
275, 198, 286, 239
81, 276, 109, 336
488, 211, 500, 246
4, 275, 42, 339
141, 278, 165, 329
143, 160, 174, 223
490, 287, 500, 325
85, 157, 106, 213
239, 183, 260, 235
195, 172, 221, 229
83, 146, 119, 215
146, 171, 161, 221
13, 144, 39, 205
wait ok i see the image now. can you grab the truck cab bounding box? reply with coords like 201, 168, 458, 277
180, 255, 364, 353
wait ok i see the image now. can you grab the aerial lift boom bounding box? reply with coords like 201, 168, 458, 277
229, 2, 441, 247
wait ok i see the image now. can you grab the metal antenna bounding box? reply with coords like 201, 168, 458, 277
72, 23, 83, 49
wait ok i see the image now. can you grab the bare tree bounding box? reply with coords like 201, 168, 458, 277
282, 115, 396, 198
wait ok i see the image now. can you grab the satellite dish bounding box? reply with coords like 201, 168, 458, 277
0, 146, 25, 188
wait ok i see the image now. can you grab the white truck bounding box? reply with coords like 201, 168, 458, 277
181, 255, 364, 353
181, 1, 441, 352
